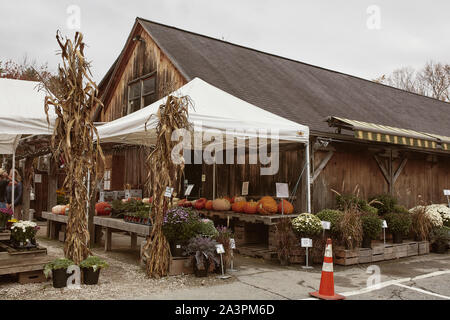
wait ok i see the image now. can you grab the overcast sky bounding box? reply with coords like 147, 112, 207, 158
1, 0, 449, 83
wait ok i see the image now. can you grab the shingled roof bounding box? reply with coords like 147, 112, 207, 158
110, 18, 450, 137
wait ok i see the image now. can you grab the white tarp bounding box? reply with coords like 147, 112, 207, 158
0, 78, 56, 153
97, 77, 309, 146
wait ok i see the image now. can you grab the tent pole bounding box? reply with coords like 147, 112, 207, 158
213, 161, 216, 200
12, 151, 15, 216
305, 141, 311, 213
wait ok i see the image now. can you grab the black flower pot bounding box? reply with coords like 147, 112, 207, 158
362, 237, 372, 248
170, 242, 184, 257
52, 268, 69, 288
82, 267, 100, 285
392, 232, 403, 244
194, 259, 210, 277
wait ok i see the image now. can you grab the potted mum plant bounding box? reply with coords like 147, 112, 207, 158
10, 220, 40, 248
361, 213, 382, 248
385, 213, 412, 244
79, 255, 109, 285
291, 213, 323, 265
185, 236, 219, 277
163, 207, 200, 257
44, 258, 75, 288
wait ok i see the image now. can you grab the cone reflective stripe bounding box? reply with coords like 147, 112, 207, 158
310, 238, 345, 300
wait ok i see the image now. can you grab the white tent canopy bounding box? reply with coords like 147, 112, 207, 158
97, 78, 309, 146
0, 78, 56, 153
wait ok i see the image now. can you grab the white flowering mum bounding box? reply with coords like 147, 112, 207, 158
11, 220, 37, 231
291, 213, 323, 236
409, 205, 444, 227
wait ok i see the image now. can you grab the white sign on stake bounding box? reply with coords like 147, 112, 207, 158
301, 238, 312, 248
229, 238, 236, 249
185, 184, 194, 196
201, 174, 206, 182
276, 183, 289, 198
164, 187, 174, 198
382, 220, 388, 228
444, 190, 450, 196
242, 182, 249, 196
321, 221, 331, 230
216, 244, 225, 254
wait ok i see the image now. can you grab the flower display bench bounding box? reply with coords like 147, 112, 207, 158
0, 241, 51, 284
334, 240, 430, 266
42, 211, 68, 240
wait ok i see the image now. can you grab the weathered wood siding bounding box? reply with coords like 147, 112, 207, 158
101, 25, 186, 122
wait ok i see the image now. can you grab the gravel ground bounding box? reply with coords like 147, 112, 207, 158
0, 228, 235, 300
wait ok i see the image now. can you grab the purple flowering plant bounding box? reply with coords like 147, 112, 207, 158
0, 208, 13, 229
162, 207, 201, 243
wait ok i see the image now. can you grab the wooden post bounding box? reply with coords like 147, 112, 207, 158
22, 157, 34, 221
88, 196, 96, 247
47, 158, 57, 212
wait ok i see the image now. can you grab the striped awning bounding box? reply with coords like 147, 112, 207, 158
327, 117, 450, 151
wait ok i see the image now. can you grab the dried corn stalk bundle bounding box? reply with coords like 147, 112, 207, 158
42, 31, 104, 264
143, 95, 191, 278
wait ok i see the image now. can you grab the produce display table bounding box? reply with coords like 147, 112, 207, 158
199, 210, 299, 260
94, 216, 152, 252
42, 212, 152, 252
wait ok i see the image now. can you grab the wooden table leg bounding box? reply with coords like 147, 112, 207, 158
50, 221, 59, 240
131, 233, 137, 250
46, 220, 51, 238
94, 225, 103, 245
104, 227, 112, 252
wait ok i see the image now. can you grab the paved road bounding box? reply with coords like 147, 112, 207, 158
139, 253, 450, 300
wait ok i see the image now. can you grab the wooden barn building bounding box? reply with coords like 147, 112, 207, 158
92, 17, 450, 212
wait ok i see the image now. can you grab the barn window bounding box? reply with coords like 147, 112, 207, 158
127, 72, 157, 114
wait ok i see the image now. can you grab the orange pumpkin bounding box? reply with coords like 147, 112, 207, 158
257, 196, 278, 215
178, 199, 192, 207
244, 201, 258, 214
194, 198, 207, 210
223, 196, 232, 203
95, 202, 112, 216
232, 201, 246, 213
205, 200, 213, 210
277, 200, 294, 214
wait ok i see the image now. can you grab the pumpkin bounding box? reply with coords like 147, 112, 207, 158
223, 196, 232, 203
244, 201, 258, 214
232, 196, 246, 204
95, 202, 112, 216
194, 198, 207, 210
142, 197, 152, 204
212, 198, 231, 211
178, 199, 192, 207
277, 200, 294, 214
205, 200, 213, 210
52, 205, 66, 215
232, 201, 246, 213
257, 196, 278, 215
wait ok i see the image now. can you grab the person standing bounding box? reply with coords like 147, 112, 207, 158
0, 169, 9, 209
6, 169, 23, 220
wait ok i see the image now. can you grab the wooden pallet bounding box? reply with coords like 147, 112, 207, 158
334, 247, 359, 266
0, 231, 10, 241
407, 242, 419, 256
0, 242, 50, 277
235, 244, 277, 260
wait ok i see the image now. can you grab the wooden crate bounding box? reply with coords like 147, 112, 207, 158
169, 257, 193, 276
384, 245, 395, 260
407, 242, 418, 256
289, 255, 305, 264
372, 253, 384, 262
394, 243, 408, 258
372, 245, 384, 255
335, 247, 359, 265
358, 248, 372, 264
18, 270, 47, 284
418, 241, 430, 255
0, 230, 11, 241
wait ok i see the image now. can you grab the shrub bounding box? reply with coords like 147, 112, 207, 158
369, 193, 397, 215
393, 204, 409, 214
291, 213, 323, 238
361, 213, 383, 240
315, 209, 343, 236
336, 194, 377, 215
338, 206, 363, 249
409, 205, 433, 241
430, 226, 450, 248
385, 213, 412, 236
162, 207, 200, 243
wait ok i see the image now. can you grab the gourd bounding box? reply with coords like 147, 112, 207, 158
257, 196, 278, 215
205, 200, 213, 210
95, 202, 112, 216
52, 205, 67, 215
194, 198, 207, 210
231, 201, 246, 213
277, 200, 294, 214
244, 201, 258, 214
212, 198, 231, 211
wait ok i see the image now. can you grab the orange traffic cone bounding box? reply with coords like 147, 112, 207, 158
310, 238, 345, 300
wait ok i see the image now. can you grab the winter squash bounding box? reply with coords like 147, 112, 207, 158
223, 196, 232, 203
244, 201, 258, 214
95, 202, 112, 216
142, 197, 152, 204
232, 201, 246, 213
194, 198, 207, 210
205, 200, 213, 210
277, 200, 294, 214
257, 196, 278, 215
52, 205, 66, 215
232, 196, 246, 204
212, 198, 231, 211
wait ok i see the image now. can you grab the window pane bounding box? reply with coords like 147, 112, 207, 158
143, 77, 156, 95
143, 93, 156, 107
129, 82, 141, 99
129, 98, 140, 114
